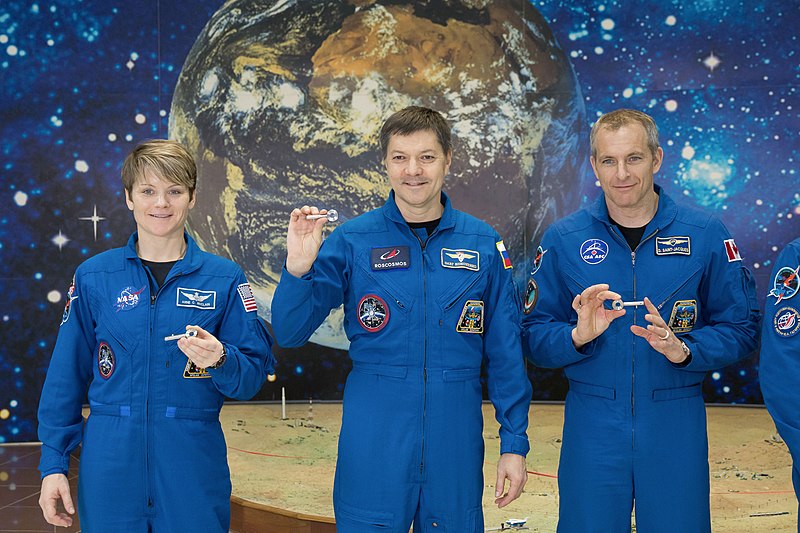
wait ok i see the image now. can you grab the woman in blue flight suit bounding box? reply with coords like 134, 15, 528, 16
37, 140, 274, 531
272, 107, 531, 532
760, 237, 800, 532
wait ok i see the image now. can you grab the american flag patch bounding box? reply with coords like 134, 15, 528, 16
237, 283, 258, 312
496, 240, 512, 269
723, 239, 742, 262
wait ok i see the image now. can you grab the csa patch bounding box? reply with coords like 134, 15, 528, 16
523, 278, 539, 315
177, 287, 216, 310
441, 248, 480, 271
496, 241, 512, 269
371, 246, 410, 271
237, 283, 258, 312
668, 300, 697, 333
655, 236, 691, 256
724, 239, 742, 262
580, 239, 608, 265
114, 285, 146, 312
456, 300, 484, 333
531, 246, 548, 276
184, 359, 211, 378
61, 277, 78, 326
97, 341, 115, 379
357, 294, 389, 332
773, 307, 800, 338
768, 266, 799, 305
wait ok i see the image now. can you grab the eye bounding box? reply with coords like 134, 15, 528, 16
601, 159, 615, 166
168, 189, 185, 195
628, 156, 643, 163
420, 155, 436, 162
140, 188, 154, 195
392, 155, 406, 161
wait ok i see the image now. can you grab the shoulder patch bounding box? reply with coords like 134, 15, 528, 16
768, 266, 799, 305
774, 307, 800, 337
724, 239, 742, 262
237, 283, 258, 312
496, 241, 512, 269
61, 277, 78, 325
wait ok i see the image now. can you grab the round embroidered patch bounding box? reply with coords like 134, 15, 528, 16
774, 306, 800, 338
769, 266, 799, 303
523, 278, 539, 315
357, 294, 389, 332
98, 341, 115, 379
61, 278, 76, 326
580, 239, 608, 265
530, 246, 547, 276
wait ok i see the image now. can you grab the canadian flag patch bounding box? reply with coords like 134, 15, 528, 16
723, 239, 742, 262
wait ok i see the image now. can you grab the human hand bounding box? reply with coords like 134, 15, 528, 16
630, 297, 688, 364
39, 473, 74, 527
286, 206, 330, 277
571, 283, 625, 349
495, 453, 527, 508
178, 325, 225, 369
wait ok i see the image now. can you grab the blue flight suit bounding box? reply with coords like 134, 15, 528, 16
38, 232, 275, 532
272, 192, 531, 533
760, 237, 800, 532
522, 186, 759, 532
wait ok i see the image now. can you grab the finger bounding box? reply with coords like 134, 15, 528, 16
581, 283, 609, 299
60, 484, 75, 515
494, 468, 506, 498
596, 289, 622, 302
571, 294, 582, 312
642, 297, 662, 317
289, 208, 303, 221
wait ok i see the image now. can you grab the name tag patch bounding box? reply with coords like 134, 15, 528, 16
371, 246, 410, 271
655, 236, 691, 256
457, 300, 484, 334
441, 248, 480, 271
177, 287, 217, 310
668, 300, 697, 333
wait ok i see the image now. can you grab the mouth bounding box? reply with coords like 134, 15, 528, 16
404, 180, 428, 187
150, 214, 172, 219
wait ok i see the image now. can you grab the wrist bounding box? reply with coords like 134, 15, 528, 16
208, 345, 227, 369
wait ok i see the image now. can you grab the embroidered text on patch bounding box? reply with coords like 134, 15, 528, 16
655, 236, 691, 256
441, 248, 480, 271
177, 287, 217, 310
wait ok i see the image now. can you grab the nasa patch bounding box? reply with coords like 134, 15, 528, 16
768, 266, 799, 305
184, 359, 211, 378
177, 287, 216, 310
456, 300, 484, 334
114, 285, 146, 312
523, 278, 538, 315
357, 294, 389, 332
61, 277, 78, 326
773, 307, 800, 338
668, 299, 697, 333
530, 246, 548, 276
655, 236, 691, 256
97, 341, 115, 379
441, 248, 480, 271
580, 239, 608, 265
371, 246, 410, 271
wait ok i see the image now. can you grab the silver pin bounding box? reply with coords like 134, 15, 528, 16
612, 299, 644, 311
305, 209, 338, 222
164, 329, 197, 341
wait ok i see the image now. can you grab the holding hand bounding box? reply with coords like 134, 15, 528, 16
571, 283, 625, 349
286, 206, 331, 278
630, 297, 689, 364
39, 473, 74, 527
177, 325, 225, 369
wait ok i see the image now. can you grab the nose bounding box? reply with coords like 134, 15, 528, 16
154, 191, 169, 207
406, 158, 422, 176
616, 161, 630, 179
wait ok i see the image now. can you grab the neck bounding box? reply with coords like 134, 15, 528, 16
607, 191, 659, 228
397, 201, 444, 224
137, 234, 186, 262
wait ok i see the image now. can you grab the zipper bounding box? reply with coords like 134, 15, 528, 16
443, 272, 484, 311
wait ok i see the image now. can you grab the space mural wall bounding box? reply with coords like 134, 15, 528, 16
0, 0, 797, 443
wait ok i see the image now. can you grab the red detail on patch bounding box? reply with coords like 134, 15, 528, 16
97, 341, 115, 379
724, 239, 741, 262
380, 248, 400, 261
357, 294, 389, 332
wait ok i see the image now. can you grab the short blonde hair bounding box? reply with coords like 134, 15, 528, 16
122, 139, 197, 198
590, 109, 660, 158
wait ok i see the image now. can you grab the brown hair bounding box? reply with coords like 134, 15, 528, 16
379, 106, 451, 160
122, 139, 197, 198
590, 109, 660, 158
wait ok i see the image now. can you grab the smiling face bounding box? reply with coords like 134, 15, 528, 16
383, 129, 451, 222
125, 167, 196, 241
590, 123, 663, 224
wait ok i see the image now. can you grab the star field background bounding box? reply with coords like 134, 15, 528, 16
1, 0, 798, 443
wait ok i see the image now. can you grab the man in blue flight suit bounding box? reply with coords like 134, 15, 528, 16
37, 139, 275, 531
760, 238, 800, 532
272, 106, 532, 532
522, 109, 760, 532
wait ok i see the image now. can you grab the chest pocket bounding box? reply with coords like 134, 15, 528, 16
650, 260, 704, 333
90, 312, 141, 408
434, 270, 487, 369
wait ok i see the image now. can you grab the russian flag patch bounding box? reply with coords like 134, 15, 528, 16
496, 240, 512, 269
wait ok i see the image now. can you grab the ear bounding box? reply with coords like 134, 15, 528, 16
125, 189, 134, 211
589, 155, 599, 178
188, 189, 197, 209
652, 147, 664, 174
444, 151, 452, 174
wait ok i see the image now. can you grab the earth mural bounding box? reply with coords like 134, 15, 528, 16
170, 0, 586, 350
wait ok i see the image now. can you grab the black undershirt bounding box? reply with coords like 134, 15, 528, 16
407, 218, 441, 236
610, 217, 647, 251
142, 259, 177, 290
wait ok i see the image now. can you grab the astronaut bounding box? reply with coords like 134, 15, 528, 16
521, 109, 760, 532
760, 238, 800, 531
37, 140, 275, 531
271, 106, 531, 532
